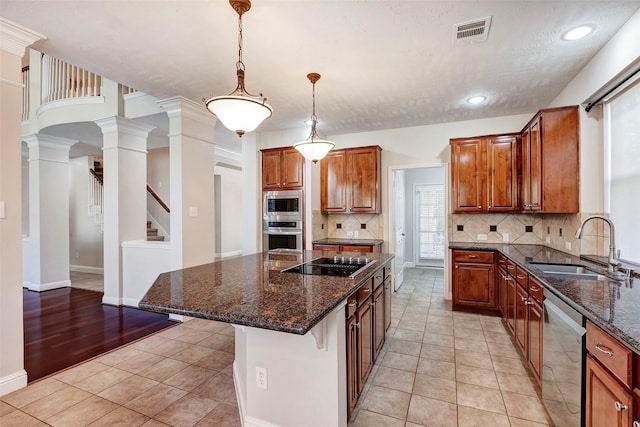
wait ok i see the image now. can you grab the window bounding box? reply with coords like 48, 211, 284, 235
604, 75, 640, 264
415, 184, 445, 262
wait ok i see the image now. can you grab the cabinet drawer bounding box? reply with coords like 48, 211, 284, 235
453, 250, 494, 264
342, 245, 372, 253
497, 254, 508, 268
357, 280, 373, 303
346, 293, 358, 318
528, 276, 543, 303
515, 266, 528, 288
372, 270, 385, 290
587, 320, 633, 387
383, 265, 391, 280
313, 244, 340, 251
506, 259, 517, 275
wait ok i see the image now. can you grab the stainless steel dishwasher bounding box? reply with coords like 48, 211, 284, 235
542, 290, 586, 427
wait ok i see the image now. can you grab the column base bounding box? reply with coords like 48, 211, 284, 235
27, 279, 70, 292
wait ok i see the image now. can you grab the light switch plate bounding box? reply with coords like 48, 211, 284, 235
189, 207, 198, 217
546, 236, 551, 244
0, 201, 5, 219
502, 233, 509, 242
565, 242, 572, 250
477, 234, 488, 241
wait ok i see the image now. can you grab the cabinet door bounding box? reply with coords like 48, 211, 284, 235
321, 150, 348, 213
586, 355, 633, 427
281, 148, 304, 189
346, 313, 359, 416
506, 275, 516, 334
498, 267, 508, 318
528, 298, 543, 383
262, 150, 282, 190
372, 286, 385, 361
451, 138, 484, 212
453, 262, 496, 308
384, 278, 392, 332
356, 299, 373, 393
528, 118, 542, 211
515, 284, 528, 357
313, 244, 341, 251
486, 135, 518, 211
348, 146, 381, 213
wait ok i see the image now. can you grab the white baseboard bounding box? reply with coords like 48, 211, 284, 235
27, 279, 70, 292
121, 298, 141, 308
169, 314, 184, 322
0, 369, 27, 397
70, 265, 104, 275
405, 262, 416, 268
102, 295, 121, 306
216, 250, 243, 259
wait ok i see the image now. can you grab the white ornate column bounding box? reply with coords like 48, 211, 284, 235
158, 97, 216, 269
23, 134, 76, 291
95, 117, 155, 306
0, 17, 45, 396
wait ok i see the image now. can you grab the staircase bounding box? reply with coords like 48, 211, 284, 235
147, 221, 165, 241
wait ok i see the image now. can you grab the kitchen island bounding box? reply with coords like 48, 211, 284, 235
139, 250, 394, 427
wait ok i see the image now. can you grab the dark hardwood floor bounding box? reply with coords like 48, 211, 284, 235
23, 287, 176, 382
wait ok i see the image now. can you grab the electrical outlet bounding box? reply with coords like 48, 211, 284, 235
565, 242, 572, 250
546, 236, 551, 244
256, 366, 267, 390
502, 233, 509, 242
354, 231, 359, 238
477, 234, 488, 241
189, 207, 198, 217
346, 231, 354, 238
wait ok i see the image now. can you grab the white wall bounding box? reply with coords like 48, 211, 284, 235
21, 150, 28, 236
214, 164, 243, 258
69, 156, 104, 272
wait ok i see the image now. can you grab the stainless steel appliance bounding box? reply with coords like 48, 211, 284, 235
542, 290, 586, 427
263, 190, 303, 221
282, 256, 376, 278
263, 219, 303, 252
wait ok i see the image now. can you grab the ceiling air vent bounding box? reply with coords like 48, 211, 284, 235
454, 16, 492, 45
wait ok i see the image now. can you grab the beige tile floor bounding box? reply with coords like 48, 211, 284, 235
1, 268, 552, 426
70, 271, 104, 292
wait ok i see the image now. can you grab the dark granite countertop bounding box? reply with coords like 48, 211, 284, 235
139, 250, 394, 335
313, 238, 384, 246
450, 243, 640, 355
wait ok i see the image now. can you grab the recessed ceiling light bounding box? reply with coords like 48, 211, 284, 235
467, 96, 486, 104
562, 25, 595, 41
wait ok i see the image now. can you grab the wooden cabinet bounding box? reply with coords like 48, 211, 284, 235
450, 134, 519, 213
312, 243, 380, 253
261, 147, 304, 190
527, 294, 543, 382
346, 264, 390, 418
321, 146, 381, 214
520, 106, 579, 213
452, 250, 497, 311
515, 283, 528, 356
585, 321, 636, 427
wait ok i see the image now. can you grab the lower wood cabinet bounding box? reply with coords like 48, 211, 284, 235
527, 296, 543, 382
515, 283, 528, 356
452, 250, 496, 311
346, 266, 390, 419
586, 354, 633, 427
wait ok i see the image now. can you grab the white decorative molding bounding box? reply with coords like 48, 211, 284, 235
0, 17, 46, 57
158, 96, 217, 124
0, 369, 28, 397
70, 265, 104, 275
309, 318, 328, 351
27, 279, 70, 292
95, 116, 156, 139
36, 96, 105, 115
0, 77, 24, 88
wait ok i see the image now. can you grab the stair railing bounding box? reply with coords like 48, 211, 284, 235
147, 185, 170, 213
88, 168, 104, 227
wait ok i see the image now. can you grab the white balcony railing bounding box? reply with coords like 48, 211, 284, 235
41, 54, 102, 103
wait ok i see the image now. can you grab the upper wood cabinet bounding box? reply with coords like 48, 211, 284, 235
521, 105, 579, 213
320, 146, 381, 214
450, 134, 519, 213
261, 147, 304, 190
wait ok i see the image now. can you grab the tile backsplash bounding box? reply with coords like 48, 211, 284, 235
449, 212, 611, 258
312, 212, 383, 240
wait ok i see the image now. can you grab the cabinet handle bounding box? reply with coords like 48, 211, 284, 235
632, 421, 639, 427
524, 301, 533, 305
488, 206, 492, 209
532, 203, 540, 207
347, 302, 357, 307
614, 401, 628, 412
507, 265, 515, 270
517, 275, 526, 279
499, 260, 506, 264
468, 255, 478, 259
354, 322, 360, 328
520, 296, 527, 302
594, 343, 613, 357
478, 206, 482, 209
530, 286, 540, 292
362, 288, 371, 293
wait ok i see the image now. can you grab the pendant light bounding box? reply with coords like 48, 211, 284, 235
204, 0, 272, 137
294, 73, 335, 163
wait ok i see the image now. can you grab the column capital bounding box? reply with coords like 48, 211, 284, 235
158, 96, 217, 126
23, 134, 76, 162
95, 116, 156, 138
0, 17, 46, 57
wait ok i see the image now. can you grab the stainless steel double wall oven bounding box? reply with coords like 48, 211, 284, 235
263, 190, 303, 251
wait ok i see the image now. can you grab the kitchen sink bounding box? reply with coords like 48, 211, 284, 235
528, 262, 606, 281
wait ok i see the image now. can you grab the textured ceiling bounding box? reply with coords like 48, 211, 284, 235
3, 0, 640, 152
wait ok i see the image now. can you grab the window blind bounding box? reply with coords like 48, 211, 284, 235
416, 184, 445, 259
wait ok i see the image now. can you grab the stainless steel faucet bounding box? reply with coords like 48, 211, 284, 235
575, 215, 620, 273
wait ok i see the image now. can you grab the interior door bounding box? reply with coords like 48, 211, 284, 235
394, 170, 405, 290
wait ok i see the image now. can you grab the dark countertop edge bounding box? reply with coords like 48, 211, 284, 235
139, 256, 395, 336
312, 238, 384, 246
449, 243, 640, 355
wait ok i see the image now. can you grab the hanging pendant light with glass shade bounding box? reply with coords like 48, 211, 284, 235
294, 73, 335, 163
204, 0, 272, 137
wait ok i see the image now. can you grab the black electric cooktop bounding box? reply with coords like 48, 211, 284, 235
282, 256, 377, 278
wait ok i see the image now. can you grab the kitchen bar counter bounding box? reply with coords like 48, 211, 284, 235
449, 243, 640, 354
140, 250, 393, 335
139, 250, 394, 427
